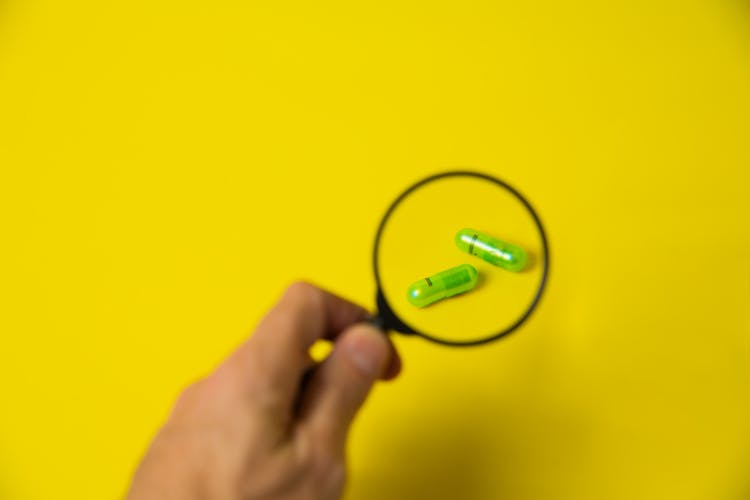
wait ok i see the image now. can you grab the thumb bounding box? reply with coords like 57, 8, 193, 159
299, 323, 391, 450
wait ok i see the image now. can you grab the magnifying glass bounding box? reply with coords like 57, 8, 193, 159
370, 171, 550, 346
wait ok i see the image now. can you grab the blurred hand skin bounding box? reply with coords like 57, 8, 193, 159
126, 282, 401, 500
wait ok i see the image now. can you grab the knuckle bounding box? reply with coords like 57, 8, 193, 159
176, 379, 202, 403
284, 281, 315, 301
284, 281, 324, 312
173, 378, 208, 412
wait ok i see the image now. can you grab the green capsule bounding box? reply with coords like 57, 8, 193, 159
455, 228, 527, 272
407, 264, 478, 308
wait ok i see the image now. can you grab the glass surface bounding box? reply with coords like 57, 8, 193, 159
376, 175, 546, 343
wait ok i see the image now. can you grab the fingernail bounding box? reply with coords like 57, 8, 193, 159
347, 333, 385, 377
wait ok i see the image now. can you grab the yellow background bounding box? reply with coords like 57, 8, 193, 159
1, 1, 749, 499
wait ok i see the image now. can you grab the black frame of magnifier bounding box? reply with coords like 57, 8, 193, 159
371, 170, 550, 347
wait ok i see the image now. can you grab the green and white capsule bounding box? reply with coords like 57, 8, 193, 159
407, 264, 478, 308
455, 228, 527, 272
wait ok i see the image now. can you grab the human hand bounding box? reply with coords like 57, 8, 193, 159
126, 282, 401, 500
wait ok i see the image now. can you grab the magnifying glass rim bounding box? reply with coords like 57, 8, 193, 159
372, 170, 550, 346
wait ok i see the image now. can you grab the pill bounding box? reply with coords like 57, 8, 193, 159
455, 228, 527, 272
407, 264, 479, 308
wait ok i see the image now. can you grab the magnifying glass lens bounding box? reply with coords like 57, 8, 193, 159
374, 173, 547, 345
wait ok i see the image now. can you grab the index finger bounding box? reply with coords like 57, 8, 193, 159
220, 282, 370, 413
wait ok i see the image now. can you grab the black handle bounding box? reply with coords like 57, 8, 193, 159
370, 290, 416, 334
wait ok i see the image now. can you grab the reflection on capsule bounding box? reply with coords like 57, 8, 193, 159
407, 264, 478, 308
455, 228, 527, 272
